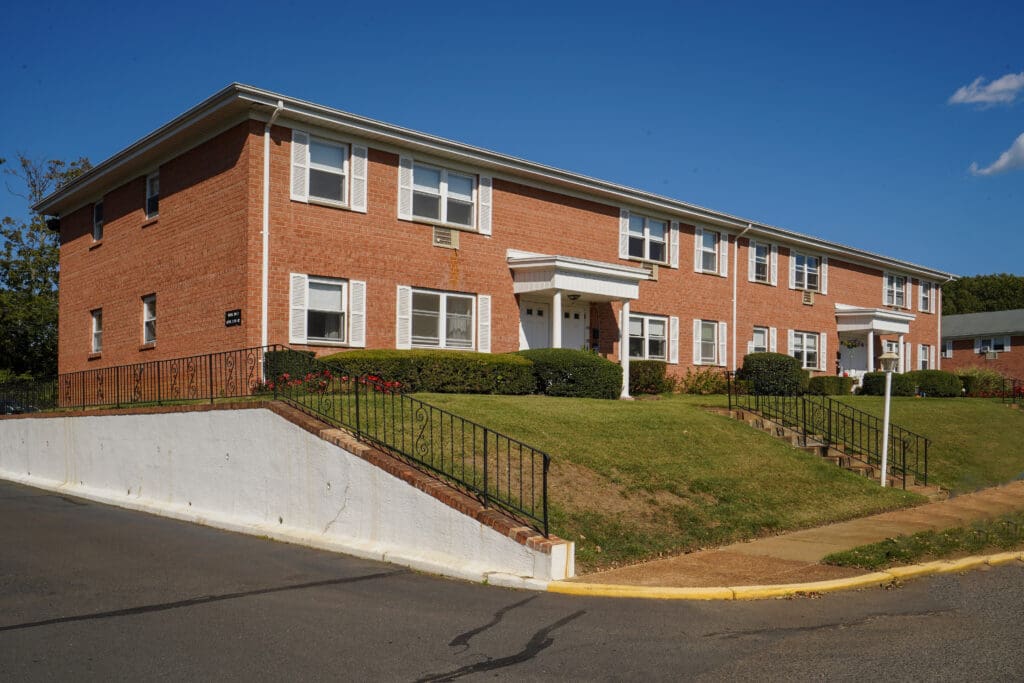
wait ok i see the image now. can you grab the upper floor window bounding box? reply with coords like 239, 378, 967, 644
693, 226, 728, 277
792, 252, 821, 291
92, 201, 104, 241
142, 294, 156, 344
885, 273, 907, 307
627, 215, 668, 263
308, 137, 348, 204
919, 281, 934, 313
412, 163, 475, 228
791, 330, 820, 370
91, 309, 102, 353
629, 314, 668, 361
290, 130, 368, 212
977, 336, 1009, 353
749, 241, 772, 284
942, 341, 953, 358
145, 172, 159, 219
699, 230, 719, 273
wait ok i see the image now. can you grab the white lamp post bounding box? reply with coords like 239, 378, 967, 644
879, 351, 900, 487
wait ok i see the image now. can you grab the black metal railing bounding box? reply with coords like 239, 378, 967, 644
726, 373, 929, 488
0, 345, 551, 536
1000, 377, 1023, 404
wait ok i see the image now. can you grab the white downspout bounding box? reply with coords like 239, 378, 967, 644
261, 100, 284, 350
732, 223, 752, 370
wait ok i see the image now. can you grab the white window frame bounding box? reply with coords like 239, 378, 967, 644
884, 273, 907, 308
751, 326, 769, 354
978, 337, 1008, 353
699, 229, 720, 274
142, 294, 156, 344
306, 136, 349, 206
919, 344, 931, 370
411, 289, 476, 350
92, 200, 104, 241
91, 309, 102, 353
749, 240, 775, 284
942, 340, 953, 359
411, 162, 477, 229
306, 277, 348, 343
627, 214, 668, 264
791, 331, 820, 370
918, 281, 934, 313
145, 172, 159, 219
629, 314, 669, 361
792, 252, 821, 291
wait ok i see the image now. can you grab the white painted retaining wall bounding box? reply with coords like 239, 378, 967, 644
0, 409, 572, 586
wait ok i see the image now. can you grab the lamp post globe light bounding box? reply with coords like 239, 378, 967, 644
878, 351, 900, 487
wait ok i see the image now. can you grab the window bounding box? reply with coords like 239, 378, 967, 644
978, 337, 1008, 353
307, 137, 348, 204
919, 281, 933, 313
699, 230, 719, 273
751, 241, 769, 283
92, 201, 104, 241
627, 214, 667, 263
698, 320, 718, 365
413, 163, 475, 228
885, 273, 907, 307
91, 309, 102, 353
942, 341, 953, 359
629, 315, 668, 361
752, 326, 769, 353
793, 253, 821, 291
307, 278, 346, 342
142, 295, 156, 344
145, 172, 159, 219
919, 344, 931, 370
792, 331, 819, 369
412, 290, 474, 349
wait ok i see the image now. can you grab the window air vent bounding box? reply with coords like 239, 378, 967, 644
648, 263, 659, 281
802, 290, 815, 305
432, 226, 459, 250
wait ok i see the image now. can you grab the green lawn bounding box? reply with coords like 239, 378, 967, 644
415, 393, 920, 572
840, 397, 1024, 493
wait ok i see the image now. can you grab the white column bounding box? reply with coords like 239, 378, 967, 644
898, 333, 905, 373
551, 290, 562, 349
867, 330, 875, 372
620, 299, 631, 399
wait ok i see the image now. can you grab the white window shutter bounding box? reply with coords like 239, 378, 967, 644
349, 280, 367, 347
720, 234, 729, 277
669, 220, 679, 269
717, 322, 728, 366
477, 294, 491, 353
904, 278, 910, 309
669, 316, 679, 364
820, 332, 828, 371
396, 286, 412, 349
883, 274, 889, 305
787, 329, 795, 356
290, 130, 309, 202
821, 256, 828, 295
398, 155, 414, 220
788, 250, 797, 289
917, 282, 924, 311
350, 145, 368, 213
905, 342, 911, 373
289, 273, 308, 344
769, 327, 778, 353
692, 319, 701, 365
478, 176, 493, 236
747, 240, 756, 282
618, 209, 630, 259
770, 245, 779, 286
930, 344, 936, 367
693, 226, 703, 273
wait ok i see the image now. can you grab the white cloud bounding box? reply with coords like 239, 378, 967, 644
949, 72, 1024, 106
969, 132, 1024, 176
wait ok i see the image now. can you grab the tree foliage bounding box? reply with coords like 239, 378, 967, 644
0, 154, 91, 377
942, 274, 1024, 315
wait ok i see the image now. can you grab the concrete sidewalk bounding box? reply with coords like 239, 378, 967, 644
575, 480, 1024, 588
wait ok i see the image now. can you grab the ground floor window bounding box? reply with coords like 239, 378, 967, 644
142, 295, 156, 344
91, 309, 102, 353
289, 273, 366, 347
694, 319, 724, 366
942, 341, 953, 359
792, 330, 818, 369
752, 326, 769, 354
919, 344, 932, 370
412, 290, 474, 349
305, 278, 346, 342
629, 314, 667, 361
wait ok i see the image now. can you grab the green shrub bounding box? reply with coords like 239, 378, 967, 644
320, 349, 535, 394
737, 353, 808, 396
516, 348, 622, 399
677, 366, 729, 395
904, 370, 963, 397
630, 360, 670, 395
264, 349, 318, 382
860, 372, 916, 396
957, 367, 1007, 397
806, 375, 855, 396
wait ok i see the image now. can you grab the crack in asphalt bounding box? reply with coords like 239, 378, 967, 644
416, 610, 586, 682
447, 595, 538, 652
0, 569, 405, 633
703, 608, 959, 640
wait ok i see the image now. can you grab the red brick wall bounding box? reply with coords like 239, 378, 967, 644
942, 336, 1024, 378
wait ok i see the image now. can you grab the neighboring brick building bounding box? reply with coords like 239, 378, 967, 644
941, 310, 1024, 379
35, 84, 954, 396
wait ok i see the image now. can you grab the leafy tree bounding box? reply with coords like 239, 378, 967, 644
0, 154, 91, 377
942, 274, 1024, 315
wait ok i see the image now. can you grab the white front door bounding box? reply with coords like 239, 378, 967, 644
519, 302, 550, 350
839, 336, 867, 381
561, 305, 588, 351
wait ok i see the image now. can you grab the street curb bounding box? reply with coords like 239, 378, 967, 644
545, 551, 1024, 600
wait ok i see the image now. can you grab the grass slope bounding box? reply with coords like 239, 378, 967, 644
416, 393, 919, 572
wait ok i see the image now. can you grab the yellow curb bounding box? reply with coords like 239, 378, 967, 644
730, 572, 894, 600
547, 582, 734, 601
933, 556, 990, 574
986, 551, 1024, 566
885, 560, 953, 580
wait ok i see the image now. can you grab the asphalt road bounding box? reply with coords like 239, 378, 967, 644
2, 478, 1023, 681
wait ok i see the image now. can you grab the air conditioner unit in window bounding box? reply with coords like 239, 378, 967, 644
802, 290, 815, 305
986, 351, 999, 360
432, 226, 459, 250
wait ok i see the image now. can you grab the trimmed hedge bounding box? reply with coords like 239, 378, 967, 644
320, 349, 535, 394
630, 360, 670, 395
265, 349, 317, 381
860, 372, 916, 396
958, 367, 1006, 397
738, 353, 809, 396
807, 375, 856, 396
516, 348, 622, 399
904, 370, 963, 397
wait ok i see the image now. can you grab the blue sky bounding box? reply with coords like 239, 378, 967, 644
2, 0, 1021, 276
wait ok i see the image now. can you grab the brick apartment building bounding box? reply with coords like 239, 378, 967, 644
941, 309, 1024, 380
35, 84, 954, 397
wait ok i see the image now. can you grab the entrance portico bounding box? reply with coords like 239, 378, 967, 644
835, 304, 916, 382
507, 250, 649, 398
